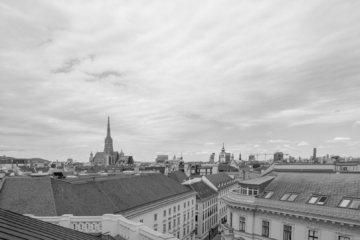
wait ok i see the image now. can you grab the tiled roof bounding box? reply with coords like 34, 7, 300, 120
0, 177, 56, 216
0, 208, 99, 240
204, 173, 235, 189
218, 163, 239, 172
168, 170, 188, 183
263, 172, 360, 207
144, 167, 165, 174
239, 176, 275, 185
188, 182, 217, 200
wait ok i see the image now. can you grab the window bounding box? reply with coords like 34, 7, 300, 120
184, 203, 186, 208
140, 219, 143, 223
283, 225, 292, 240
168, 221, 171, 229
262, 220, 269, 237
338, 198, 360, 209
188, 201, 190, 206
280, 193, 298, 201
192, 210, 194, 217
262, 191, 274, 199
308, 230, 318, 240
183, 227, 185, 236
339, 236, 350, 240
316, 196, 328, 205
163, 224, 166, 232
192, 199, 194, 205
195, 214, 198, 222
173, 219, 176, 227
308, 195, 328, 205
239, 217, 245, 231
196, 204, 198, 210
169, 208, 171, 214
178, 217, 180, 225
177, 232, 180, 239
187, 212, 190, 219
174, 206, 176, 213
184, 214, 186, 221
230, 213, 232, 228
154, 214, 157, 221
178, 205, 180, 211
164, 210, 166, 217
349, 199, 360, 209
308, 196, 319, 204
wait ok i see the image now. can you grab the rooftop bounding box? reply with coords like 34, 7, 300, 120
187, 181, 217, 200
0, 208, 99, 240
0, 174, 193, 216
204, 172, 236, 189
239, 175, 275, 185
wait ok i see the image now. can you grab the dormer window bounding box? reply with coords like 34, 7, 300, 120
280, 193, 299, 202
307, 195, 328, 205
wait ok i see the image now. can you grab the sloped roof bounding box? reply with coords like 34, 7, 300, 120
93, 152, 105, 161
0, 175, 193, 217
239, 176, 275, 185
263, 172, 360, 207
144, 167, 165, 174
168, 170, 188, 183
0, 208, 99, 240
188, 182, 217, 200
218, 163, 239, 172
0, 177, 56, 216
53, 174, 192, 216
204, 173, 235, 189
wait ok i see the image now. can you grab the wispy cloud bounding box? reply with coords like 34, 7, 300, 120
1, 0, 360, 161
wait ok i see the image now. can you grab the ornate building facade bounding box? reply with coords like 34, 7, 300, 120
220, 170, 360, 240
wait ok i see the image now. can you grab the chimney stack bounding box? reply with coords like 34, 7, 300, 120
313, 148, 317, 162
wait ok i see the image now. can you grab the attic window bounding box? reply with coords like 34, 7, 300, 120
263, 191, 274, 199
307, 195, 328, 205
338, 198, 360, 209
280, 193, 298, 202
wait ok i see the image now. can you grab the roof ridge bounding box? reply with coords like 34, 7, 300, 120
48, 178, 58, 216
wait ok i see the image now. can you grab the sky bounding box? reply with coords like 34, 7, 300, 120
1, 0, 360, 162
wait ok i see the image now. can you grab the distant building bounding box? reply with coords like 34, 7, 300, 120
156, 155, 168, 164
249, 155, 256, 161
273, 152, 284, 162
91, 117, 133, 166
209, 153, 215, 163
219, 143, 227, 163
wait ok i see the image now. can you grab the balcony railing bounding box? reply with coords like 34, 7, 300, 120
25, 214, 178, 240
223, 190, 360, 222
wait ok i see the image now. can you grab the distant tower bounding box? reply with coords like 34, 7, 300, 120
219, 143, 226, 163
89, 151, 93, 163
231, 153, 234, 161
104, 117, 114, 165
104, 117, 114, 154
313, 148, 317, 162
209, 153, 215, 163
239, 152, 242, 161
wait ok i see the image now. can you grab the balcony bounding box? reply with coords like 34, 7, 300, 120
220, 224, 234, 240
222, 190, 360, 223
24, 214, 178, 240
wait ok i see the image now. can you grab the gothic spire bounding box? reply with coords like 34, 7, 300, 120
107, 116, 111, 137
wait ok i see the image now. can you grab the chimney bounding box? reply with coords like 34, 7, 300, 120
313, 148, 317, 162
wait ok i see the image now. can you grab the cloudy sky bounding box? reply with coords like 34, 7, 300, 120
1, 0, 360, 162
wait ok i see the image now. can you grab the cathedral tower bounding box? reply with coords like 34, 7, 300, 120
104, 117, 114, 155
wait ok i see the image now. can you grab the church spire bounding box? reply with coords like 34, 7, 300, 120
107, 116, 111, 137
104, 116, 114, 154
221, 142, 225, 152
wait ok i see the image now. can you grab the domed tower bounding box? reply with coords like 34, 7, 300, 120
219, 143, 226, 163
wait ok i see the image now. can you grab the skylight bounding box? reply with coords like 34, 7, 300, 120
263, 191, 274, 199
338, 198, 360, 209
280, 193, 298, 202
307, 195, 328, 205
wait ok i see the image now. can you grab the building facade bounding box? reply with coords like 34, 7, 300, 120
220, 171, 360, 240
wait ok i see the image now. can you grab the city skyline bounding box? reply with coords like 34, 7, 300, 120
1, 0, 360, 162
